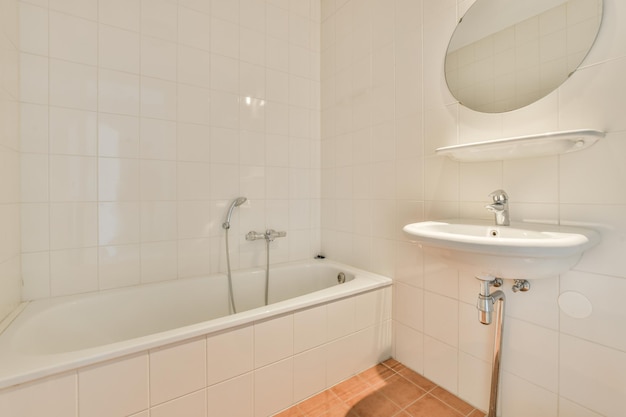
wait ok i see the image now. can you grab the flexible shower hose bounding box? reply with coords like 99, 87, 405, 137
225, 229, 237, 314
264, 238, 270, 306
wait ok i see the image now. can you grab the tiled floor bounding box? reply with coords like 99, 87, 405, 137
275, 359, 486, 417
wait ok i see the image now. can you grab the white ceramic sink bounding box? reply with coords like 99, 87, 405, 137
403, 219, 600, 279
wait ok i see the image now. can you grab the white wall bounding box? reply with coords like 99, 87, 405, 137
321, 0, 626, 416
18, 0, 321, 300
9, 0, 626, 414
0, 0, 21, 322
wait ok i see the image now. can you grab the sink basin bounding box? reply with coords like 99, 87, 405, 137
403, 219, 600, 279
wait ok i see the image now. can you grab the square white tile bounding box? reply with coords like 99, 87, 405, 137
149, 338, 207, 405
78, 354, 149, 417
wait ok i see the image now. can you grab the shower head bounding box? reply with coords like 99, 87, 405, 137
222, 197, 247, 229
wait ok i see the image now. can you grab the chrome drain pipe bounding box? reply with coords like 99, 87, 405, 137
487, 290, 505, 417
476, 276, 506, 417
477, 277, 502, 325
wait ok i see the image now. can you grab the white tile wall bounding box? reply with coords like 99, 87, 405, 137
0, 0, 21, 322
7, 0, 626, 415
206, 373, 253, 417
321, 0, 626, 415
0, 287, 391, 417
151, 390, 207, 417
78, 353, 149, 417
19, 0, 322, 299
254, 313, 294, 367
149, 338, 206, 406
254, 358, 294, 417
293, 344, 327, 400
0, 372, 77, 417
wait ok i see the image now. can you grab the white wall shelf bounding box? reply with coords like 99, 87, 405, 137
436, 129, 605, 162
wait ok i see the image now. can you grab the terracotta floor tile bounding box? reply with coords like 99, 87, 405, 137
348, 391, 402, 417
298, 390, 344, 416
342, 383, 379, 408
317, 402, 355, 417
330, 375, 372, 402
403, 394, 463, 417
381, 358, 403, 370
430, 386, 474, 415
277, 361, 482, 417
358, 363, 396, 387
397, 367, 437, 392
376, 374, 426, 409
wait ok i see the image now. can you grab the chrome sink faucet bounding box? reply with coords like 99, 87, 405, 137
485, 189, 510, 226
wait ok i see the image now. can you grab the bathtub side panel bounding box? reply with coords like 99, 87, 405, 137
0, 286, 391, 417
206, 325, 254, 386
78, 353, 149, 417
0, 372, 77, 417
0, 259, 392, 416
149, 338, 207, 406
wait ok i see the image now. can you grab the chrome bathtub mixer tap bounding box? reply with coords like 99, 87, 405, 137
246, 229, 287, 305
246, 229, 287, 242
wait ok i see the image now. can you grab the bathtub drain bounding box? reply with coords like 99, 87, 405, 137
337, 272, 346, 284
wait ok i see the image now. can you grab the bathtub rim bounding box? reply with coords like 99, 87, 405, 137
0, 259, 391, 390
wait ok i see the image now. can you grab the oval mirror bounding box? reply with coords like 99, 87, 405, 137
445, 0, 603, 113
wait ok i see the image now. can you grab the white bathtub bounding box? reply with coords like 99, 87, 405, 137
0, 259, 392, 400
